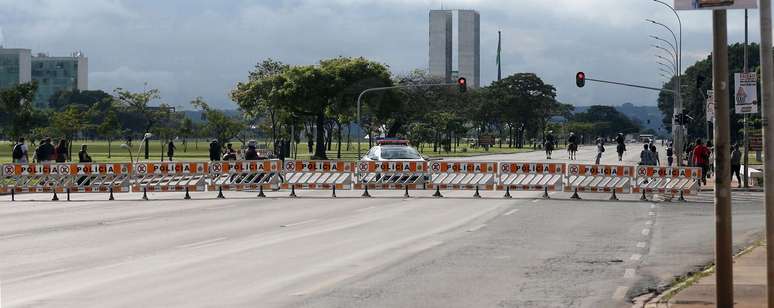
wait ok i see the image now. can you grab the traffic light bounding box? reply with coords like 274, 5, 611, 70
457, 77, 467, 93
576, 72, 585, 88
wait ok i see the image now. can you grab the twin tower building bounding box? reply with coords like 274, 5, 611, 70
429, 9, 480, 89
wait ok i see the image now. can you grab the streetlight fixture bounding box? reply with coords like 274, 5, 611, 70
656, 61, 677, 75
120, 143, 134, 164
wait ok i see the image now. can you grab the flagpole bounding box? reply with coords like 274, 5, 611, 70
497, 30, 502, 81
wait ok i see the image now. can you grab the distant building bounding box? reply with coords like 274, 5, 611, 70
0, 48, 32, 89
31, 52, 88, 107
0, 47, 88, 108
428, 9, 480, 88
458, 10, 480, 89
429, 10, 453, 82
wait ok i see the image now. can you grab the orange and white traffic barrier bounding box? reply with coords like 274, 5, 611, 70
1, 163, 70, 194
354, 161, 427, 190
66, 163, 133, 193
133, 162, 208, 193
565, 164, 635, 195
633, 166, 702, 196
208, 160, 282, 192
429, 161, 497, 191
281, 160, 355, 190
496, 162, 565, 192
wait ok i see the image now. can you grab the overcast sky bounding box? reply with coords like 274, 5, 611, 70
0, 0, 764, 109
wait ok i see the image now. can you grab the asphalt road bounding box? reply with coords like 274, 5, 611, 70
0, 144, 764, 308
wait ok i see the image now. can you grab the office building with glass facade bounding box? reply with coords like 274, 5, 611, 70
0, 48, 88, 108
0, 48, 32, 90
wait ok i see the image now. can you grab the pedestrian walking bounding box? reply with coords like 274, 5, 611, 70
650, 144, 660, 166
223, 143, 237, 160
640, 144, 656, 166
11, 137, 29, 163
245, 140, 258, 160
731, 144, 742, 187
567, 132, 578, 160
692, 139, 711, 186
544, 131, 556, 159
595, 138, 605, 165
167, 140, 176, 161
209, 139, 220, 161
666, 142, 674, 167
78, 144, 92, 163
615, 133, 626, 161
54, 139, 68, 162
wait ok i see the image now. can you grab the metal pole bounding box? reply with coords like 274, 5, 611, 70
712, 9, 733, 307
743, 9, 750, 189
758, 0, 774, 306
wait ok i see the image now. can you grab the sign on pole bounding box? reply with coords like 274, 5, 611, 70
734, 72, 759, 114
674, 0, 757, 10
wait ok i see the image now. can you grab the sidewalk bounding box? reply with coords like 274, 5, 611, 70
646, 244, 766, 307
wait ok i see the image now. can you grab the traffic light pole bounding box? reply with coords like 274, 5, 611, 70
758, 0, 774, 306
355, 81, 462, 159
583, 77, 676, 94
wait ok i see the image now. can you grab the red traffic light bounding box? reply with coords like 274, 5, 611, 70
576, 72, 585, 88
457, 77, 467, 92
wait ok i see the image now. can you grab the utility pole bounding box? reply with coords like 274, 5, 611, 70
712, 9, 733, 307
758, 0, 774, 306
744, 9, 750, 188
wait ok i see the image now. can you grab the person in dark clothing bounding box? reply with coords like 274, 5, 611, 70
567, 132, 579, 160
209, 139, 220, 161
55, 139, 68, 162
650, 144, 660, 166
36, 138, 55, 163
544, 131, 556, 159
223, 143, 237, 160
78, 145, 92, 163
731, 144, 742, 187
245, 141, 258, 160
167, 140, 176, 161
615, 133, 626, 161
666, 142, 674, 166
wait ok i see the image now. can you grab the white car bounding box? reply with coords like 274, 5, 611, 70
361, 140, 427, 162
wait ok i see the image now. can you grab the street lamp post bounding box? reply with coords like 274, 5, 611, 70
647, 17, 682, 165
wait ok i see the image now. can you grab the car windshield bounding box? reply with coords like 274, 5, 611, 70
380, 146, 422, 159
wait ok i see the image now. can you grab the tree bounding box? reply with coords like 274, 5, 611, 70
571, 105, 640, 137
231, 58, 290, 143
190, 97, 244, 148
51, 106, 86, 160
113, 87, 162, 133
97, 111, 122, 158
179, 117, 195, 152
0, 82, 38, 143
49, 89, 113, 111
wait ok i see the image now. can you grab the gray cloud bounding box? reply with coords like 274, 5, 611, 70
0, 0, 761, 109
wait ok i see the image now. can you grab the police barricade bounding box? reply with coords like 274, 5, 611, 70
66, 163, 133, 194
565, 164, 635, 200
208, 160, 282, 197
428, 161, 496, 197
633, 166, 702, 201
496, 162, 565, 198
1, 163, 70, 200
280, 160, 355, 197
133, 162, 208, 198
354, 161, 427, 197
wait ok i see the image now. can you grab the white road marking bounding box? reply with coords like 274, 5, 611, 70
636, 242, 647, 248
5, 267, 74, 284
645, 220, 653, 226
650, 204, 656, 209
281, 219, 318, 228
176, 237, 229, 249
467, 224, 486, 232
0, 233, 26, 240
624, 268, 636, 279
503, 209, 519, 216
641, 229, 651, 236
612, 286, 629, 300
104, 216, 151, 225
355, 206, 376, 212
630, 254, 642, 261
648, 211, 656, 216
531, 200, 539, 203
205, 205, 238, 210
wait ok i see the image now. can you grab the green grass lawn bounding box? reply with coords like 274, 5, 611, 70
0, 139, 541, 163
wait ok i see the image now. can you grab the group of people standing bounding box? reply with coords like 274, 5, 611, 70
12, 138, 92, 163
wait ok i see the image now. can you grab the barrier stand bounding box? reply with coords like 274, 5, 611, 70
258, 186, 266, 198
355, 161, 427, 196
184, 187, 191, 200
289, 186, 297, 198
109, 187, 115, 201
209, 160, 281, 194
52, 191, 59, 201
429, 162, 496, 196
11, 189, 15, 201
67, 163, 133, 196
565, 164, 635, 200
610, 190, 619, 201
570, 188, 582, 200
142, 187, 149, 200
281, 160, 355, 197
361, 186, 371, 198
332, 185, 337, 198
66, 188, 70, 201
640, 190, 648, 201
1, 163, 70, 197
503, 186, 512, 199
633, 166, 703, 201
134, 162, 208, 197
433, 187, 443, 198
404, 186, 410, 198
497, 162, 565, 198
217, 186, 225, 199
